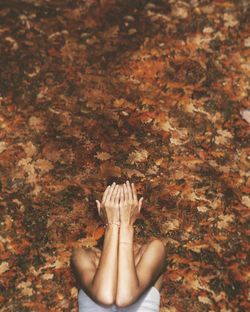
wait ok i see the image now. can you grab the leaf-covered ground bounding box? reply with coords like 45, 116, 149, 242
0, 0, 249, 311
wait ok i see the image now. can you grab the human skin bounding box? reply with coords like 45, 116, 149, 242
71, 181, 166, 307
115, 181, 144, 306
94, 182, 121, 305
94, 181, 143, 305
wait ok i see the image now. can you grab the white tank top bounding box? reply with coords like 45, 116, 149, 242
78, 286, 160, 311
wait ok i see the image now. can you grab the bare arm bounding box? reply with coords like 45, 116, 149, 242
116, 226, 166, 307
71, 183, 121, 306
116, 224, 139, 305
92, 223, 119, 305
115, 181, 166, 308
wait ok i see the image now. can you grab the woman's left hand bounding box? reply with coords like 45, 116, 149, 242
119, 181, 143, 226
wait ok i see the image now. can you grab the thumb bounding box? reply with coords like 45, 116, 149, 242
138, 197, 143, 212
96, 200, 101, 215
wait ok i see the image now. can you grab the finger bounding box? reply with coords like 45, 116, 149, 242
112, 184, 119, 203
110, 184, 119, 202
115, 186, 121, 205
126, 180, 133, 202
95, 200, 101, 215
102, 185, 111, 203
101, 206, 108, 221
131, 182, 138, 202
120, 184, 125, 203
123, 183, 128, 202
105, 182, 116, 202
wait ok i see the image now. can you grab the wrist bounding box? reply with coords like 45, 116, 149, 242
119, 226, 134, 244
105, 222, 120, 230
120, 222, 134, 227
120, 224, 134, 236
106, 221, 120, 225
120, 225, 135, 231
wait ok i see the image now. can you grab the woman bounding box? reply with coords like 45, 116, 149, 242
71, 180, 166, 311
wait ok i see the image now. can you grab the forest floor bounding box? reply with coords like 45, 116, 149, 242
0, 0, 249, 311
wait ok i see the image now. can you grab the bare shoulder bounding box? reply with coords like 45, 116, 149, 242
140, 238, 166, 256
72, 246, 93, 256
139, 239, 166, 271
138, 239, 166, 291
71, 246, 98, 266
150, 239, 166, 251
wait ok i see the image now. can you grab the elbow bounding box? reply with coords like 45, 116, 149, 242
115, 299, 128, 308
115, 284, 140, 307
95, 291, 114, 307
115, 296, 135, 308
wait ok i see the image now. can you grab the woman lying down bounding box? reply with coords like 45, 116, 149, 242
71, 180, 166, 312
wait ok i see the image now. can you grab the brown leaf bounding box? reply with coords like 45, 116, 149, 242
184, 241, 209, 253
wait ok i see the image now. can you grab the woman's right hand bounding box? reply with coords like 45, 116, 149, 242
96, 182, 121, 224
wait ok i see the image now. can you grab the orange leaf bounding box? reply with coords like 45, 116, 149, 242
93, 226, 105, 240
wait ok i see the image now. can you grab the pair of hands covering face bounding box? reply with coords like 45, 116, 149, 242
96, 181, 144, 226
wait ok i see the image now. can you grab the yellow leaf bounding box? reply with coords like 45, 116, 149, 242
0, 142, 7, 154
0, 261, 9, 274
127, 149, 149, 164
217, 214, 234, 229
94, 152, 112, 161
35, 159, 54, 173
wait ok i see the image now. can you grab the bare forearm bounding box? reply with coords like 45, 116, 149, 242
116, 225, 139, 305
92, 225, 119, 302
